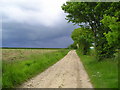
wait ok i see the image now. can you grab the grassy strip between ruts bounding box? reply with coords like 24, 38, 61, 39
2, 49, 69, 88
76, 49, 118, 88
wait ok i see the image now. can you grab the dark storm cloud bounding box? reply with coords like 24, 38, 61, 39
1, 0, 79, 48
2, 20, 78, 48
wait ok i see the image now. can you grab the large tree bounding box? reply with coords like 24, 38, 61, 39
62, 2, 119, 60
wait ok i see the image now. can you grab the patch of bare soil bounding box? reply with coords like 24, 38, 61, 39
20, 50, 93, 88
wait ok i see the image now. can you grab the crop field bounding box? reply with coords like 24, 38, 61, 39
2, 48, 69, 88
2, 49, 58, 61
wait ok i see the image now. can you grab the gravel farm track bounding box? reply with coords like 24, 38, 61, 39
20, 50, 93, 88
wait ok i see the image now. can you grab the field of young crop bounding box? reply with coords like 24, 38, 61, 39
2, 49, 58, 61
2, 48, 69, 88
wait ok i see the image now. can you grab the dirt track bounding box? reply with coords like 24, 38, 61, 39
20, 50, 93, 88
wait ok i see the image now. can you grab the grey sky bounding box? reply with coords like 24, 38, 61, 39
1, 0, 78, 48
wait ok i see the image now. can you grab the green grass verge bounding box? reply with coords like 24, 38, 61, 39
2, 49, 69, 88
76, 49, 118, 88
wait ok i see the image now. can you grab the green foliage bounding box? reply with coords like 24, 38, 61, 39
71, 27, 93, 54
2, 49, 69, 88
67, 42, 77, 49
101, 15, 120, 48
76, 50, 118, 88
62, 2, 119, 60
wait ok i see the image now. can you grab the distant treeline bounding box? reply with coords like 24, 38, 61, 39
1, 47, 68, 49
